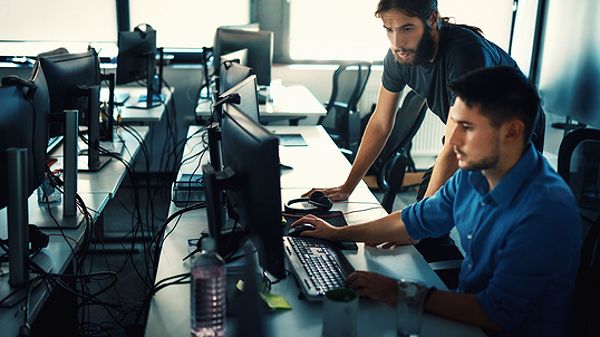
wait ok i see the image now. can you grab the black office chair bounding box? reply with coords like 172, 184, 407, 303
319, 61, 371, 159
557, 128, 600, 337
372, 90, 428, 213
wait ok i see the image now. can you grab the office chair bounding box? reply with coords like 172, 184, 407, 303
557, 128, 600, 337
372, 90, 428, 213
319, 61, 371, 159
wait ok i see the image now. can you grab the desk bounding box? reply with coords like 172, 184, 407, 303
51, 125, 150, 198
100, 86, 173, 124
144, 125, 485, 337
0, 192, 110, 336
195, 83, 326, 124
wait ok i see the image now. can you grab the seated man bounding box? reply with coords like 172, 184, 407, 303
292, 67, 581, 336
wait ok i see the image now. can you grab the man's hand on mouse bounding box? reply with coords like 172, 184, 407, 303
290, 214, 341, 241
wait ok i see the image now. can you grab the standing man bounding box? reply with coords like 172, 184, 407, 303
306, 0, 544, 260
294, 67, 580, 337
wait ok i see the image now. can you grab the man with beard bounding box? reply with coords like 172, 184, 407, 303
304, 0, 545, 264
292, 67, 580, 337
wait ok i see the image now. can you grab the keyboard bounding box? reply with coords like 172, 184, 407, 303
283, 236, 354, 300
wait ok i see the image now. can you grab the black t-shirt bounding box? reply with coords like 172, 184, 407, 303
382, 24, 519, 124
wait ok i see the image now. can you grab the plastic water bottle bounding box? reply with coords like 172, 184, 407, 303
191, 238, 226, 337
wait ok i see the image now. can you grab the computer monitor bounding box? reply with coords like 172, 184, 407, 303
116, 24, 159, 109
204, 102, 284, 279
0, 78, 48, 209
220, 74, 260, 123
220, 48, 248, 67
219, 62, 254, 95
39, 49, 110, 171
213, 28, 273, 87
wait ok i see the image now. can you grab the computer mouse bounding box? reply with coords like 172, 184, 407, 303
288, 223, 316, 237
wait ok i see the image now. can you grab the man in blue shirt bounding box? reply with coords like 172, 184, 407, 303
292, 67, 581, 336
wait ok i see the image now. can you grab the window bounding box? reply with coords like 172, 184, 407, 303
0, 0, 118, 57
286, 0, 514, 62
288, 0, 388, 61
129, 0, 250, 49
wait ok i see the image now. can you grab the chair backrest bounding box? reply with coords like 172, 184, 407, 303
376, 90, 428, 213
320, 61, 372, 125
557, 128, 600, 337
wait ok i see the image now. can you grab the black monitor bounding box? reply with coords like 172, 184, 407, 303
39, 49, 110, 171
203, 103, 284, 279
116, 24, 160, 109
0, 78, 49, 209
220, 48, 248, 67
213, 28, 273, 87
219, 62, 254, 96
220, 74, 260, 123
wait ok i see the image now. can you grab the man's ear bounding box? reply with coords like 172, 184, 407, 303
428, 11, 440, 30
502, 119, 525, 144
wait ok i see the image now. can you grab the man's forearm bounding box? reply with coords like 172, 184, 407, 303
342, 118, 392, 191
335, 211, 415, 244
423, 145, 458, 197
426, 290, 499, 331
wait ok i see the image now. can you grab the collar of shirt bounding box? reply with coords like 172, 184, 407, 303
467, 144, 538, 209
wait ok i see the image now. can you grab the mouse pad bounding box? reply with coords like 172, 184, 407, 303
283, 211, 358, 250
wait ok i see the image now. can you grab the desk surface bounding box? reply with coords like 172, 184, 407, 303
104, 86, 173, 123
0, 192, 110, 335
195, 83, 326, 120
145, 125, 484, 337
51, 125, 149, 198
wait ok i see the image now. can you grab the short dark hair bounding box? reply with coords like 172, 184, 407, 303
448, 66, 541, 143
375, 0, 438, 20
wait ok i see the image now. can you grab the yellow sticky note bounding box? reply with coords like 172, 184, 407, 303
260, 292, 292, 310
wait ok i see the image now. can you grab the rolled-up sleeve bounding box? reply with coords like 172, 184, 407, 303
401, 173, 459, 240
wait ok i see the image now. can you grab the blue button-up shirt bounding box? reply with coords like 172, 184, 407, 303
402, 145, 581, 337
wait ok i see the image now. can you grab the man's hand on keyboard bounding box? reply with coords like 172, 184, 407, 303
345, 271, 397, 306
290, 214, 340, 240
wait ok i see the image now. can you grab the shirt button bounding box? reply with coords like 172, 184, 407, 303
480, 201, 486, 207
468, 263, 473, 269
467, 234, 473, 240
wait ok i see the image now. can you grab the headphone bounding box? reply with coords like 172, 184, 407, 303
1, 75, 37, 100
284, 191, 333, 215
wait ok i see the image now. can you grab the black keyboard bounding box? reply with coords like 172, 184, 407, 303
283, 236, 354, 300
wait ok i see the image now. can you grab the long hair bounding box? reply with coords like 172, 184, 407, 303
375, 0, 483, 35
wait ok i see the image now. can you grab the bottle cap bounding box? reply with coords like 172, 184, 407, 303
202, 237, 216, 252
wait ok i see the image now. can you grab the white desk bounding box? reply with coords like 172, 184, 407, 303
101, 86, 173, 124
195, 84, 326, 124
0, 192, 110, 336
50, 125, 150, 198
144, 125, 485, 337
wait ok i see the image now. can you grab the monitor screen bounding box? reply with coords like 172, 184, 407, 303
220, 103, 284, 278
221, 75, 260, 124
536, 0, 600, 128
0, 78, 49, 209
213, 28, 273, 87
219, 61, 254, 94
39, 49, 101, 137
116, 25, 157, 86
